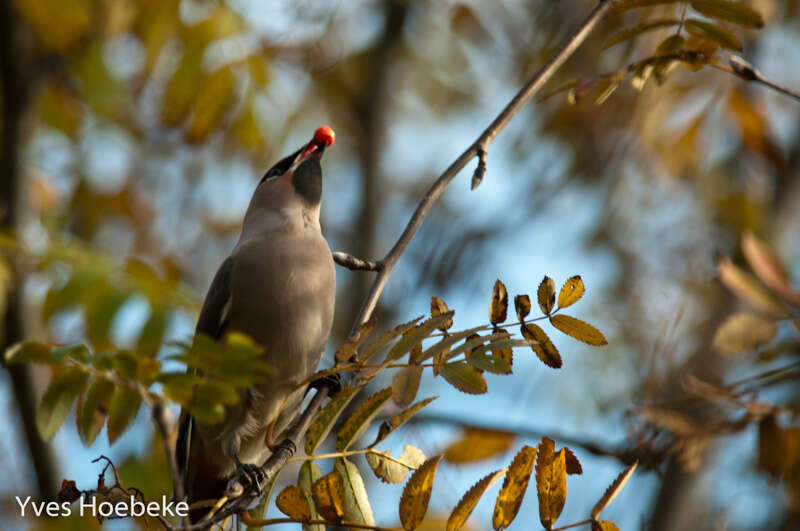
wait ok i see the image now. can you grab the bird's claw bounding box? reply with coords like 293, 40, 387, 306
310, 372, 343, 394
235, 461, 265, 495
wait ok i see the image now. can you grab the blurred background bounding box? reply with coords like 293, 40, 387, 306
1, 0, 799, 529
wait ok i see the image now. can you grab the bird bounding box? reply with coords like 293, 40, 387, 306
176, 126, 337, 519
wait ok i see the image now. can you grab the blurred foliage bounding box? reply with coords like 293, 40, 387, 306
1, 0, 799, 529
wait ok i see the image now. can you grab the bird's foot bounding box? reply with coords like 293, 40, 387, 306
310, 372, 343, 394
233, 455, 264, 495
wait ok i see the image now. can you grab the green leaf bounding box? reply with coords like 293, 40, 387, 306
335, 458, 375, 526
691, 1, 764, 28
305, 386, 361, 455
384, 313, 454, 363
419, 326, 484, 364
5, 341, 54, 365
370, 396, 437, 448
107, 386, 142, 444
685, 19, 742, 50
358, 317, 423, 364
603, 19, 681, 49
78, 378, 115, 445
136, 307, 169, 357
336, 387, 393, 451
298, 461, 325, 531
37, 368, 90, 441
439, 362, 488, 394
467, 351, 512, 375
392, 365, 423, 408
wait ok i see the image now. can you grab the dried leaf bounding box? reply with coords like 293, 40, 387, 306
431, 296, 453, 331
312, 471, 346, 523
717, 255, 785, 315
37, 368, 90, 441
371, 396, 437, 448
490, 280, 509, 325
420, 326, 485, 364
690, 1, 764, 28
399, 455, 442, 531
592, 521, 620, 531
337, 387, 392, 451
359, 317, 424, 364
591, 461, 638, 519
445, 428, 515, 464
335, 318, 377, 363
366, 445, 426, 484
713, 313, 777, 354
336, 458, 375, 526
515, 295, 531, 321
447, 469, 505, 531
439, 362, 488, 395
276, 485, 311, 522
305, 387, 360, 455
536, 438, 567, 529
549, 314, 608, 346
557, 276, 585, 309
742, 232, 800, 307
538, 277, 556, 315
685, 19, 742, 51
492, 445, 537, 530
393, 365, 423, 408
603, 19, 681, 49
563, 447, 583, 475
521, 324, 562, 369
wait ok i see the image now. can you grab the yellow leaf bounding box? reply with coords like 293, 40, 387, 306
439, 362, 487, 395
445, 428, 516, 464
591, 461, 638, 519
713, 313, 777, 354
685, 19, 742, 51
185, 67, 236, 143
447, 469, 505, 531
718, 256, 785, 315
312, 471, 346, 523
514, 294, 531, 320
366, 445, 426, 484
431, 296, 453, 331
15, 0, 93, 52
557, 276, 585, 309
337, 387, 393, 451
521, 324, 562, 369
335, 318, 377, 363
690, 1, 764, 28
592, 521, 620, 531
298, 462, 324, 531
276, 485, 311, 522
538, 277, 556, 315
563, 447, 583, 475
536, 438, 567, 529
549, 314, 608, 346
399, 455, 442, 531
490, 280, 508, 325
393, 365, 423, 408
492, 445, 536, 530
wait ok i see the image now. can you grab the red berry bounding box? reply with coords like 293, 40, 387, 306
313, 125, 335, 147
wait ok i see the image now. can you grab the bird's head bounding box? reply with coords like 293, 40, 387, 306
257, 125, 336, 207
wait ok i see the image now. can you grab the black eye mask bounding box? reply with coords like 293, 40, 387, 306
259, 147, 302, 184
292, 157, 322, 206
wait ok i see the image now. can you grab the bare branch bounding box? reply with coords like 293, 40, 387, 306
717, 55, 800, 102
333, 252, 383, 272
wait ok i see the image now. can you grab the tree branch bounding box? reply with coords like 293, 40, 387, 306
715, 55, 800, 102
204, 0, 617, 525
333, 252, 383, 272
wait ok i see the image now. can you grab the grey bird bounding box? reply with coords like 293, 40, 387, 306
176, 126, 337, 516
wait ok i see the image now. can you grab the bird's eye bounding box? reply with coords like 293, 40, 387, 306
259, 147, 303, 184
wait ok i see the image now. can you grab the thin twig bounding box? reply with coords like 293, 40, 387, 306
151, 400, 185, 507
333, 251, 383, 271
718, 55, 800, 102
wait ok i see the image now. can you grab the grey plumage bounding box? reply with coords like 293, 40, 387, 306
176, 130, 336, 512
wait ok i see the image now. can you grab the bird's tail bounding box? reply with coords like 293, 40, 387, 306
176, 413, 229, 523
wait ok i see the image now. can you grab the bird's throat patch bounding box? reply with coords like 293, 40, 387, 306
292, 157, 322, 205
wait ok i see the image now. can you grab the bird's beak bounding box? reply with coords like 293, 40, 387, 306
292, 125, 336, 167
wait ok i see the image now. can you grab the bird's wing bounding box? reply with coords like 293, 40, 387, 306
176, 256, 234, 497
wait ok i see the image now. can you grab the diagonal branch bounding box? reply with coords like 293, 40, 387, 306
214, 0, 617, 525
